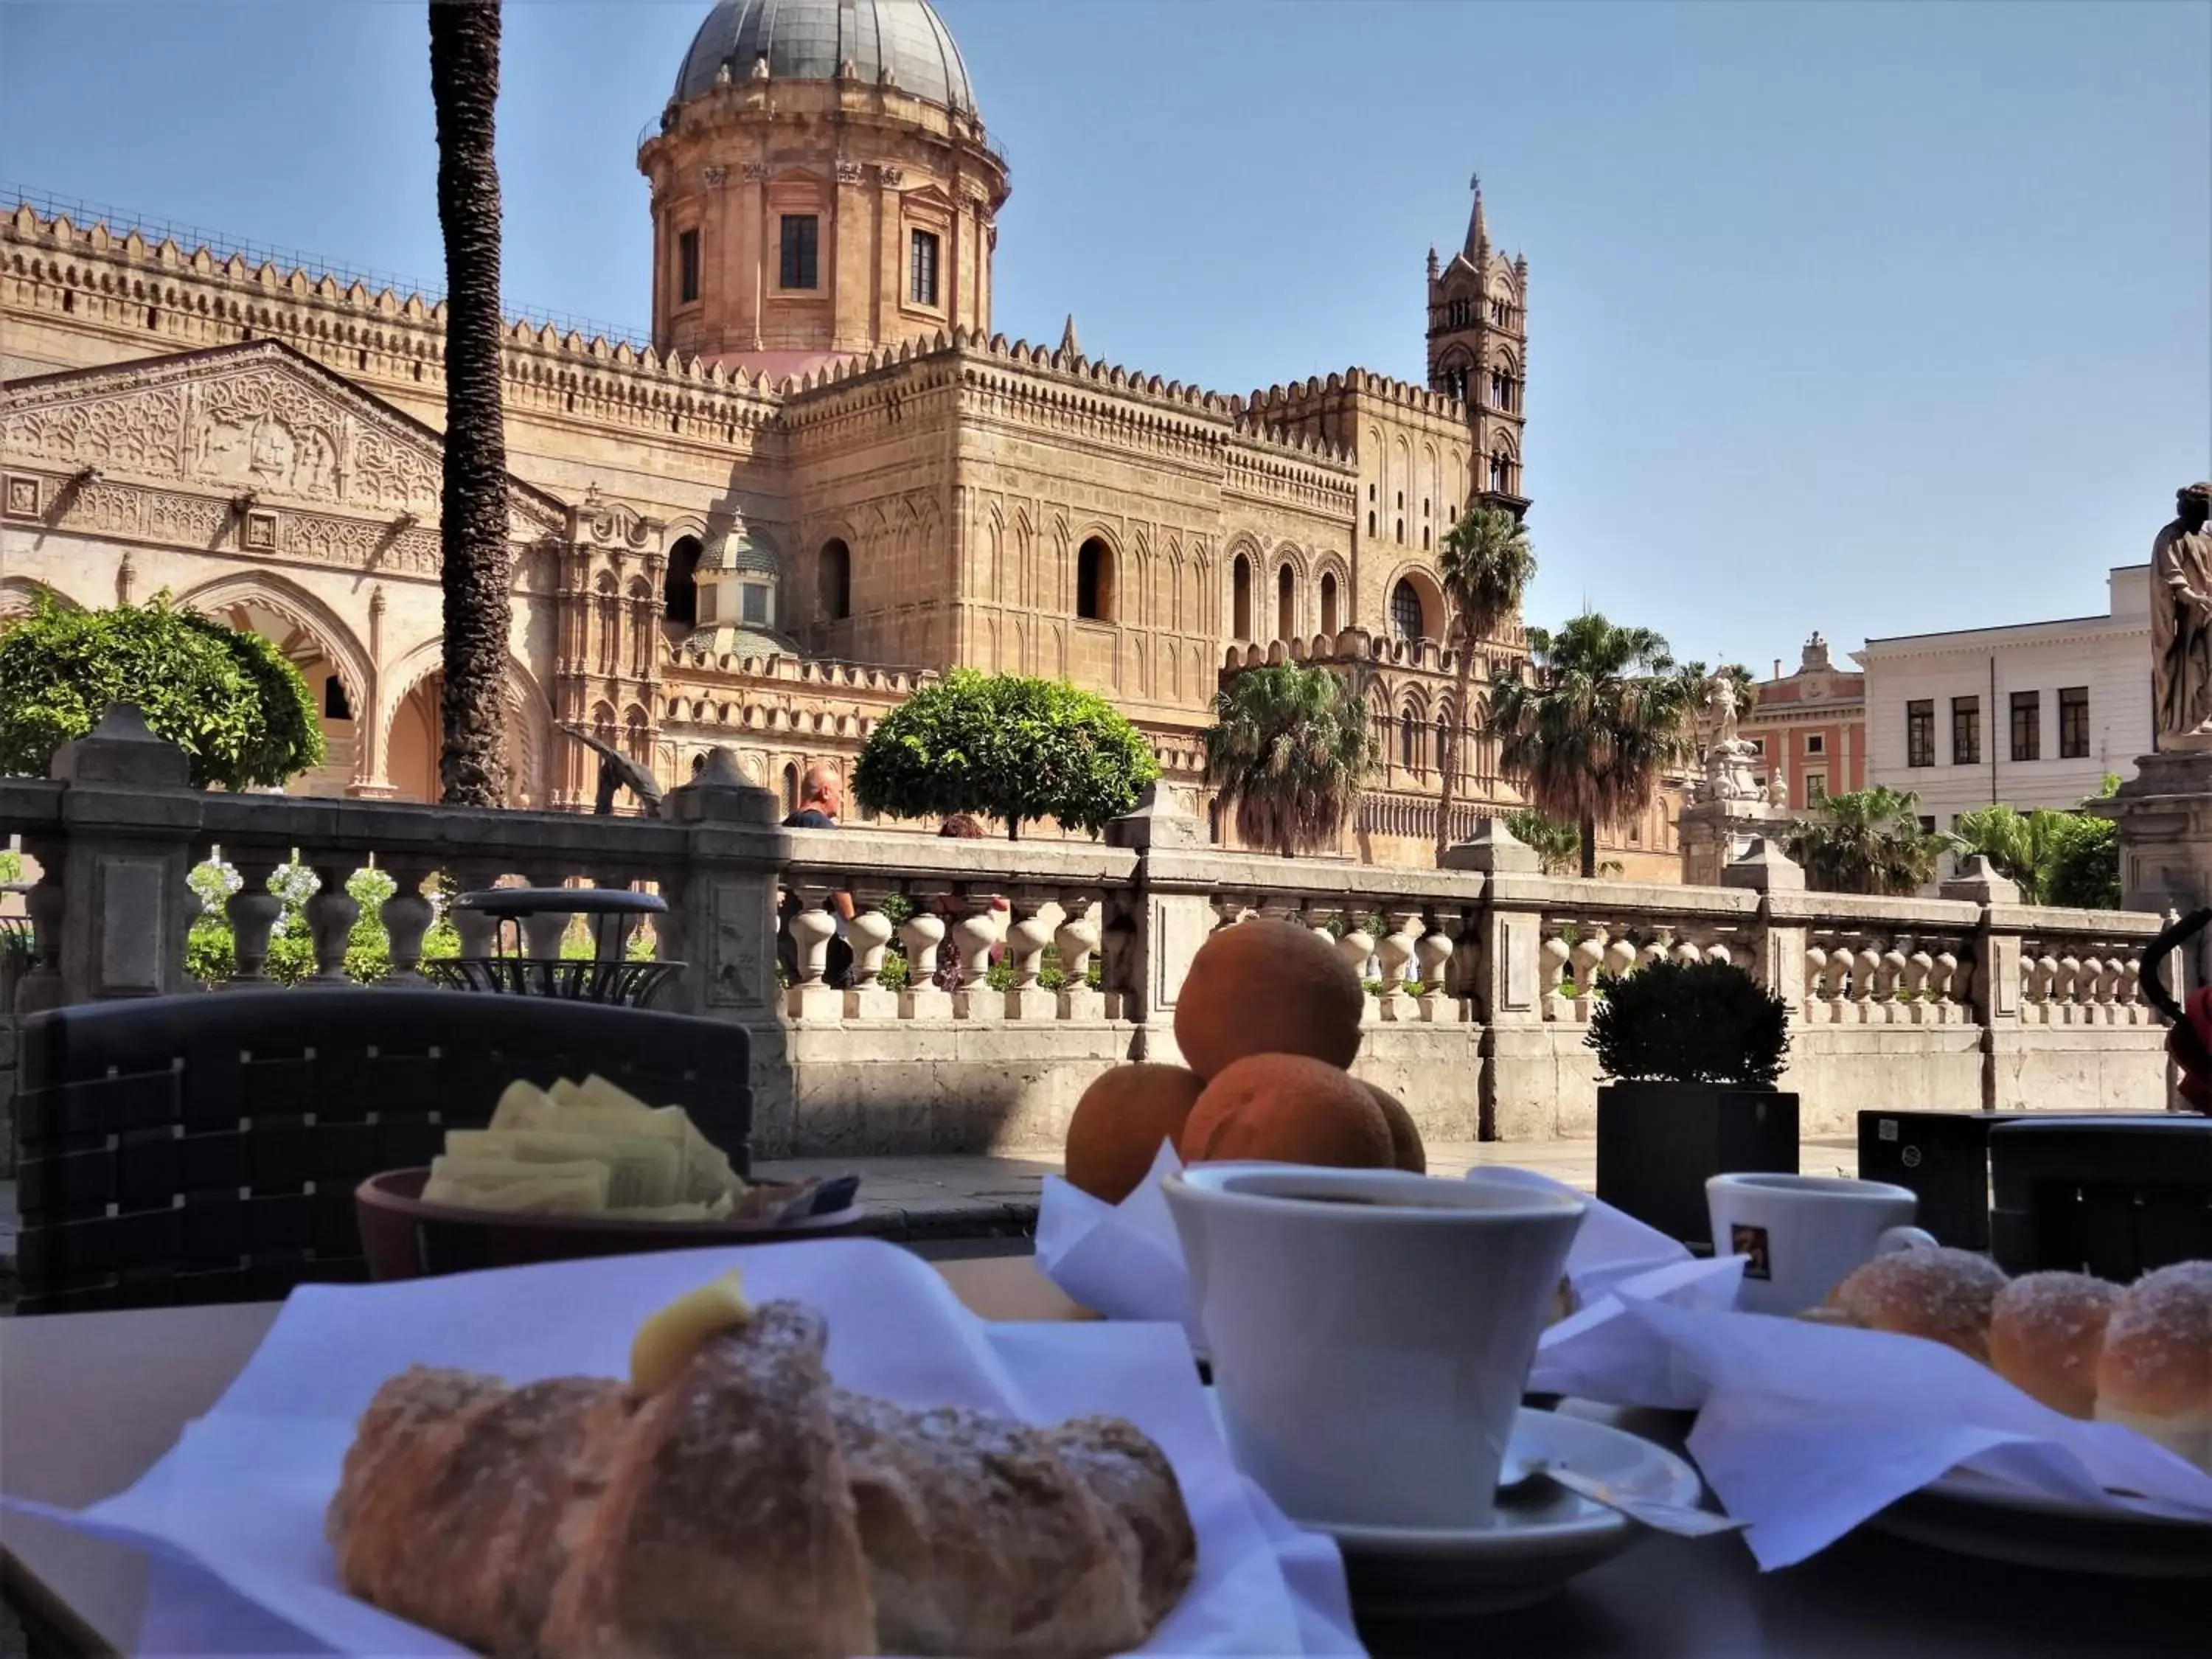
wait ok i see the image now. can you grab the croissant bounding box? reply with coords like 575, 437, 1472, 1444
326, 1299, 1195, 1658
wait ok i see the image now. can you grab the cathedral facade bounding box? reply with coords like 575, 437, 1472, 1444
0, 0, 1677, 876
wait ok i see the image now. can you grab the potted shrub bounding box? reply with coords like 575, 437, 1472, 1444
1588, 959, 1796, 1246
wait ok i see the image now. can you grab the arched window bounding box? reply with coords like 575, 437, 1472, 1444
1077, 537, 1114, 621
782, 763, 799, 815
1319, 572, 1340, 636
1489, 451, 1509, 494
1276, 565, 1295, 641
1391, 579, 1424, 642
1436, 712, 1452, 777
1231, 554, 1253, 639
1423, 526, 1432, 551
1399, 712, 1420, 772
818, 538, 852, 621
1366, 510, 1376, 538
664, 536, 702, 625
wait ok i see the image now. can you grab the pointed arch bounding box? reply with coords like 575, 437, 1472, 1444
173, 570, 372, 727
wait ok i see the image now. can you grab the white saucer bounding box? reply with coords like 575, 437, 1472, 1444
1205, 1397, 1707, 1617
1869, 1467, 2212, 1578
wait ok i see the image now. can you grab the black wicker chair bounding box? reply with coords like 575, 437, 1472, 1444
14, 990, 753, 1313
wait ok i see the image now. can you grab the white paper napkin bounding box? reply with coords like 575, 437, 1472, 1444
6, 1239, 1360, 1656
1539, 1288, 2212, 1567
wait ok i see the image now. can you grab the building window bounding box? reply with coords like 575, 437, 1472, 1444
908, 229, 939, 306
1805, 771, 1828, 803
1748, 737, 1766, 757
1805, 733, 1824, 756
818, 538, 851, 621
740, 582, 769, 625
1395, 518, 1404, 543
664, 535, 703, 625
779, 215, 818, 290
1276, 564, 1295, 641
1077, 538, 1113, 622
323, 676, 351, 721
1320, 571, 1339, 636
2011, 690, 2040, 762
678, 228, 701, 305
1390, 579, 1423, 642
1366, 510, 1376, 537
1368, 483, 1376, 501
1399, 713, 1420, 771
2059, 686, 2090, 758
1423, 526, 1432, 551
1919, 815, 1937, 835
1231, 554, 1253, 639
1907, 699, 1934, 768
1397, 492, 1404, 509
1951, 696, 1980, 767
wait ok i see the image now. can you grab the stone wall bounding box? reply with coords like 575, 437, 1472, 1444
1, 712, 2175, 1163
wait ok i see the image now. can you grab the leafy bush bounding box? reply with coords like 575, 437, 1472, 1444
0, 847, 23, 883
1587, 959, 1790, 1087
852, 669, 1159, 839
1782, 786, 1947, 896
0, 594, 324, 788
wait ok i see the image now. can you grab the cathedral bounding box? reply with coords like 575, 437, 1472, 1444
0, 0, 1677, 876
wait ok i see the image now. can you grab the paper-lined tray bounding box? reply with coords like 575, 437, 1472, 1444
4, 1239, 1360, 1655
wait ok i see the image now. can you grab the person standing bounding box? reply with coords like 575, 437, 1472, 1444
779, 763, 855, 987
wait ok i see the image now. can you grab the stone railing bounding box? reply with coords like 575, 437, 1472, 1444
0, 707, 2180, 1159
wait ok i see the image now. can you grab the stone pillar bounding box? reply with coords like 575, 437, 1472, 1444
1442, 818, 1544, 1138
2097, 751, 2212, 995
658, 748, 782, 1020
1105, 782, 1211, 1065
1722, 838, 1807, 1017
1941, 855, 2024, 1111
1679, 796, 1779, 888
43, 706, 202, 1004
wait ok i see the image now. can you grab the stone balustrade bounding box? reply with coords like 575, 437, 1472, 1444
0, 707, 2182, 1161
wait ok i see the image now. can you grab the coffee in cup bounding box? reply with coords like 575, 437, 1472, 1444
1705, 1172, 1938, 1315
1164, 1162, 1585, 1529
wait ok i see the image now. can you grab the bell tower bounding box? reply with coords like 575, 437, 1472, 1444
1426, 175, 1529, 517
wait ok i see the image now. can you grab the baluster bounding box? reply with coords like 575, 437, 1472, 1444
1879, 938, 1909, 1022
2118, 953, 2143, 1023
948, 887, 1004, 1020
301, 862, 358, 985
1055, 890, 1105, 1020
1209, 894, 1250, 933
1377, 906, 1425, 1022
1297, 900, 1338, 951
1569, 925, 1607, 1019
2076, 952, 2107, 1026
451, 863, 503, 959
843, 886, 899, 1020
1450, 903, 1485, 1021
2053, 949, 2083, 1024
1851, 944, 1882, 1020
10, 841, 63, 1015
1705, 939, 1733, 970
380, 863, 438, 987
1950, 955, 1975, 1016
1540, 926, 1573, 1022
1414, 909, 1458, 1023
898, 885, 952, 1020
1903, 939, 1934, 1023
1639, 937, 1669, 973
1003, 888, 1058, 1020
784, 884, 843, 1020
2028, 949, 2059, 1024
1927, 947, 1956, 1022
1672, 936, 1703, 968
224, 856, 284, 987
1097, 893, 1137, 1020
1603, 934, 1638, 981
1803, 943, 1829, 1023
1337, 910, 1380, 1024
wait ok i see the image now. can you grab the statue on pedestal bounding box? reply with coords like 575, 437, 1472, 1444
1692, 674, 1764, 807
2152, 482, 2212, 751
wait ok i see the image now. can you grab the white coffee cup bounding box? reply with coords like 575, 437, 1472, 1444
1164, 1161, 1585, 1529
1705, 1172, 1939, 1315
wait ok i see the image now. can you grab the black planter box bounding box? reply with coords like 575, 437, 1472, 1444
1595, 1082, 1800, 1247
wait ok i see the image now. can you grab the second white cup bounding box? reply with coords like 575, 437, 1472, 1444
1705, 1172, 1938, 1315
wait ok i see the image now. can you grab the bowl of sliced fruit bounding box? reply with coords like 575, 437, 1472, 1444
355, 1072, 864, 1280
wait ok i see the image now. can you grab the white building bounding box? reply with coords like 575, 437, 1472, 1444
1857, 566, 2152, 832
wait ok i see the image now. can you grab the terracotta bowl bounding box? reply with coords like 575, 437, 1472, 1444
355, 1167, 866, 1281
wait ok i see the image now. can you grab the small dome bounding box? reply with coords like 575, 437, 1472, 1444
700, 521, 780, 575
672, 0, 976, 116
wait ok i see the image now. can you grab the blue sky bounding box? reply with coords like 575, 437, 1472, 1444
4, 0, 2207, 673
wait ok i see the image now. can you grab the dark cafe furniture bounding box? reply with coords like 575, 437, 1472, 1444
3, 1263, 2206, 1659
13, 989, 752, 1314
427, 885, 683, 1007
1989, 1115, 2212, 1279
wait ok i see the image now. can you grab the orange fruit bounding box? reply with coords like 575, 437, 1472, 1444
1180, 1053, 1394, 1169
1063, 1063, 1206, 1203
1362, 1082, 1427, 1174
1173, 918, 1364, 1080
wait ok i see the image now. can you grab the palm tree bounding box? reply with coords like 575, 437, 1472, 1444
1486, 613, 1698, 877
1505, 807, 1582, 877
1433, 506, 1537, 857
1203, 664, 1374, 857
428, 0, 512, 806
1781, 785, 1949, 896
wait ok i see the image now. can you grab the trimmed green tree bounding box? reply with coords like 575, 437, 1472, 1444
1486, 613, 1699, 877
0, 594, 323, 788
852, 669, 1160, 840
1203, 662, 1374, 857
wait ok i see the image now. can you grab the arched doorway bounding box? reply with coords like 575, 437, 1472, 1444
664, 535, 703, 626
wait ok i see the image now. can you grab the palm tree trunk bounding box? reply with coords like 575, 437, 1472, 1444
1580, 813, 1598, 879
1435, 638, 1474, 860
429, 0, 512, 807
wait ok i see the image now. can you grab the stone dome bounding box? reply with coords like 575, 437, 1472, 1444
673, 0, 976, 116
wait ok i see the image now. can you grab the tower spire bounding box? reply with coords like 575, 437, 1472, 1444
1464, 171, 1489, 261
1059, 313, 1081, 358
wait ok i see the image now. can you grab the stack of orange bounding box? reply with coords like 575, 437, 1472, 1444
1062, 918, 1427, 1203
